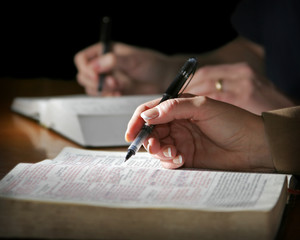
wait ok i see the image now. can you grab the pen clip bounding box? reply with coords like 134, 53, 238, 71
178, 59, 198, 97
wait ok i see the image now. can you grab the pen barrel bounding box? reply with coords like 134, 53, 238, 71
101, 17, 111, 43
98, 17, 112, 92
128, 124, 153, 154
126, 58, 197, 159
164, 57, 197, 97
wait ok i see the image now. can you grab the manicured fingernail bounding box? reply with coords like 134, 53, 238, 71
125, 132, 129, 142
163, 147, 172, 158
173, 155, 183, 165
146, 143, 151, 153
141, 107, 159, 120
145, 139, 152, 154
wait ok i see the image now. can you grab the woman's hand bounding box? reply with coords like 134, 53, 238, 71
186, 62, 294, 114
74, 42, 181, 96
125, 95, 275, 172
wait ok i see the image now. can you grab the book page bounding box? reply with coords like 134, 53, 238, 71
11, 94, 160, 123
11, 95, 87, 121
0, 147, 286, 211
11, 97, 49, 121
47, 95, 160, 115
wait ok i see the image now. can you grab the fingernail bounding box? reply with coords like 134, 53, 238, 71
146, 140, 154, 154
125, 132, 130, 142
146, 143, 151, 153
173, 155, 183, 165
141, 107, 159, 120
163, 147, 172, 158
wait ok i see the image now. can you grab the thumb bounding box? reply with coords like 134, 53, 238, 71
92, 53, 116, 74
140, 96, 208, 125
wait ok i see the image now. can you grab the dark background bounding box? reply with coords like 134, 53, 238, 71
0, 1, 240, 80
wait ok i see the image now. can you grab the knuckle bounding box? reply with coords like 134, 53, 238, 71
237, 62, 253, 76
136, 99, 158, 116
73, 51, 82, 65
196, 66, 212, 78
137, 104, 147, 113
159, 98, 180, 115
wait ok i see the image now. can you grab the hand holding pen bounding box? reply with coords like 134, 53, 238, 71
125, 58, 198, 161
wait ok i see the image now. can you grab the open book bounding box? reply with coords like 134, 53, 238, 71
11, 94, 160, 147
0, 147, 287, 240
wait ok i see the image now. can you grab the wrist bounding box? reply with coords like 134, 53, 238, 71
248, 115, 275, 172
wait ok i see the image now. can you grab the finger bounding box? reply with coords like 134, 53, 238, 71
110, 69, 133, 93
160, 155, 184, 169
74, 43, 103, 72
77, 72, 98, 90
85, 86, 101, 96
113, 43, 138, 67
143, 125, 173, 154
140, 97, 208, 125
75, 49, 101, 91
75, 44, 116, 89
145, 130, 184, 169
189, 64, 243, 96
144, 138, 183, 169
150, 143, 178, 160
100, 75, 120, 93
94, 53, 117, 74
140, 96, 241, 129
125, 98, 161, 142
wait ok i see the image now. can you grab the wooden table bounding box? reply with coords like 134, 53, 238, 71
0, 78, 84, 179
0, 78, 299, 239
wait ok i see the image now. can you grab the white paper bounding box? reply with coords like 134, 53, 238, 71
0, 147, 286, 211
47, 95, 161, 116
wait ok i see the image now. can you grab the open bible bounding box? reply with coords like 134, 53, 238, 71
11, 94, 160, 147
0, 147, 287, 240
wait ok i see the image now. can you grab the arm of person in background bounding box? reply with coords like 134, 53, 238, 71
125, 95, 300, 175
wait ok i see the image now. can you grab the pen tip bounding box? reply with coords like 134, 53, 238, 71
124, 150, 134, 162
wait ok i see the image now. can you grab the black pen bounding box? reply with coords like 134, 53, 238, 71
98, 16, 112, 92
124, 57, 198, 162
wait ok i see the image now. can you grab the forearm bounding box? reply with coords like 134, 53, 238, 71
195, 36, 265, 73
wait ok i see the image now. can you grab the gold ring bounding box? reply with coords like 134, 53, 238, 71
215, 79, 223, 92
